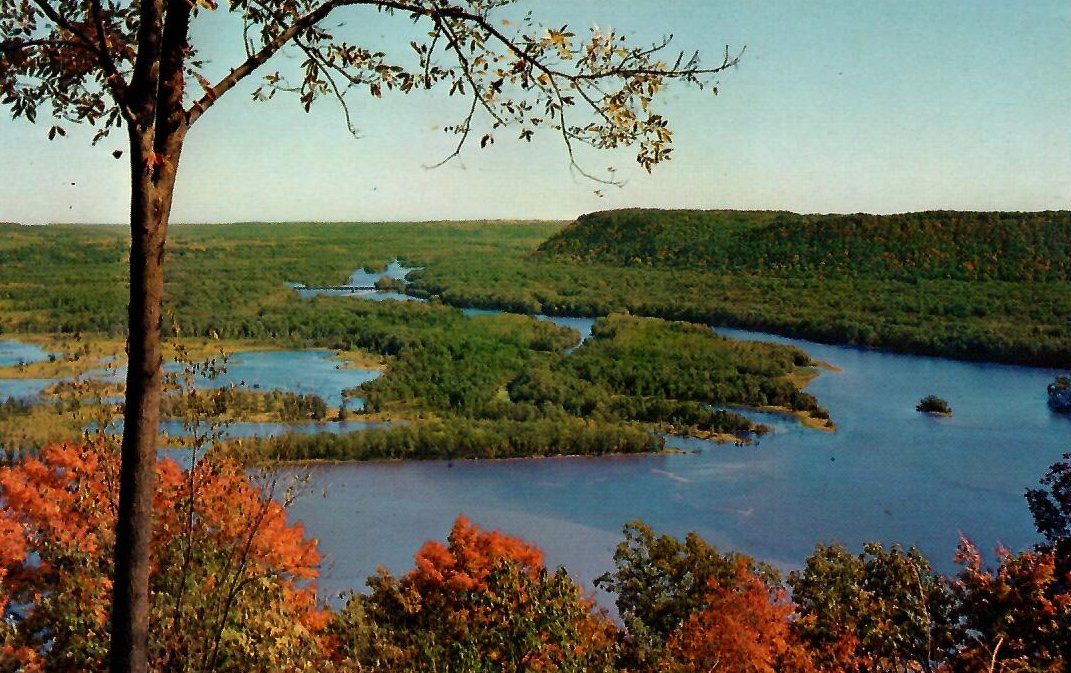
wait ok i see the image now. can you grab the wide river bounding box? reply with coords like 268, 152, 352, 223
283, 324, 1069, 601
4, 305, 1067, 603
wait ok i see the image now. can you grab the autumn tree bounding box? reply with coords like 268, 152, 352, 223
1026, 451, 1071, 577
950, 538, 1070, 673
1, 2, 738, 670
594, 520, 781, 669
789, 541, 956, 673
0, 442, 331, 672
661, 560, 815, 673
336, 515, 620, 672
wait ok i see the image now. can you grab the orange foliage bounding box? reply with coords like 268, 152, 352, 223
0, 442, 330, 672
406, 514, 545, 597
663, 560, 815, 673
952, 538, 1071, 671
351, 515, 620, 671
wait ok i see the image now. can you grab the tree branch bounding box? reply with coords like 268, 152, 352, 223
294, 36, 359, 135
436, 13, 506, 126
0, 37, 82, 51
184, 0, 740, 179
188, 0, 481, 125
202, 477, 279, 673
86, 0, 132, 109
188, 0, 347, 125
28, 0, 96, 46
127, 0, 168, 131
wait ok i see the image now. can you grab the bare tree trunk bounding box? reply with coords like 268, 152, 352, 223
110, 1, 192, 667
110, 126, 180, 673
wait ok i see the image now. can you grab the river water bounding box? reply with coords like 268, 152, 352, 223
284, 325, 1069, 601
0, 340, 57, 401
4, 298, 1068, 603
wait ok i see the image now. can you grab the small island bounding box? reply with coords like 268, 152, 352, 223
1048, 375, 1071, 412
916, 395, 952, 416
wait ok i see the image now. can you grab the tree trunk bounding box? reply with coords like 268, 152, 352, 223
110, 3, 191, 668
110, 126, 180, 673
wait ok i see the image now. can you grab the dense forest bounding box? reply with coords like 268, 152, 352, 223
2, 217, 1070, 669
539, 209, 1071, 282
3, 214, 1070, 367
416, 211, 1071, 366
3, 212, 1069, 455
2, 221, 839, 455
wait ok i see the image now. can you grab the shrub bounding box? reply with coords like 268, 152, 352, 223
916, 395, 952, 415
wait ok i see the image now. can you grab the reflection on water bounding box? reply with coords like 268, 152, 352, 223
536, 315, 596, 349
90, 350, 380, 409
462, 309, 596, 350
159, 419, 395, 439
6, 316, 1069, 609
295, 288, 425, 301
0, 340, 57, 401
287, 328, 1071, 602
191, 350, 380, 409
345, 260, 420, 288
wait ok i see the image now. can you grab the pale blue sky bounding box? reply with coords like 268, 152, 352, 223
2, 0, 1068, 224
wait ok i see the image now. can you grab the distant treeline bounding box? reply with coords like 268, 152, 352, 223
407, 213, 1071, 367
539, 209, 1071, 282
160, 388, 331, 423
5, 219, 1071, 367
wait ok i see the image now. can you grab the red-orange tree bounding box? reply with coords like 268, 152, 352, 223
337, 515, 620, 672
662, 561, 814, 673
0, 442, 330, 672
595, 520, 785, 669
952, 538, 1071, 672
1, 4, 739, 671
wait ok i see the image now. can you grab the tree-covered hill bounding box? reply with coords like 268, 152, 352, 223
539, 209, 1071, 282
4, 217, 1070, 374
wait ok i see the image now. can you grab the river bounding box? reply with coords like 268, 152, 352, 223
3, 276, 1067, 603
282, 324, 1068, 601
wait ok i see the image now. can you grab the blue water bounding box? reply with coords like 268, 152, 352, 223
291, 260, 424, 299
0, 377, 60, 401
461, 310, 595, 350
6, 322, 1069, 606
87, 350, 382, 409
345, 260, 420, 288
188, 350, 380, 409
286, 328, 1070, 601
536, 315, 596, 348
0, 339, 51, 367
295, 288, 424, 301
0, 340, 59, 401
159, 419, 395, 439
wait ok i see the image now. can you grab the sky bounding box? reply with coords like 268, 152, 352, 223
1, 0, 1069, 224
